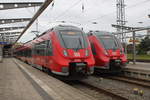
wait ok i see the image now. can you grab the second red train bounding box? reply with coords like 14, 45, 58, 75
88, 31, 127, 73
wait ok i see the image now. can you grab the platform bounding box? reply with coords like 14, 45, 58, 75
127, 62, 150, 71
123, 62, 150, 80
0, 58, 96, 100
0, 58, 43, 100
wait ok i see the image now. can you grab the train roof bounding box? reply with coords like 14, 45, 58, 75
53, 25, 82, 31
32, 25, 82, 40
87, 31, 113, 36
15, 25, 83, 51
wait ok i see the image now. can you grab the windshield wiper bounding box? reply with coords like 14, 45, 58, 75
60, 34, 68, 48
75, 38, 82, 51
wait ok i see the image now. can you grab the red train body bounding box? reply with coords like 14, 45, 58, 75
14, 25, 95, 80
88, 31, 127, 73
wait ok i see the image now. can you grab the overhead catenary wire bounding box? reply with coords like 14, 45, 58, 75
53, 0, 82, 21
16, 0, 150, 43
85, 0, 150, 23
25, 6, 50, 29
27, 0, 150, 30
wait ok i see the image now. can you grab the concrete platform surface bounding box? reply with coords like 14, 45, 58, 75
0, 58, 97, 100
0, 58, 43, 100
126, 62, 150, 72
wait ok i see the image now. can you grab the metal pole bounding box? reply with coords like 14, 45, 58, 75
0, 45, 3, 62
34, 6, 39, 34
132, 31, 136, 64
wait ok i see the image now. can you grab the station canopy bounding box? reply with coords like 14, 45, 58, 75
0, 1, 43, 45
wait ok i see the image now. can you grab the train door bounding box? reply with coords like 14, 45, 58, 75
38, 41, 46, 66
45, 40, 53, 68
31, 44, 36, 65
0, 46, 3, 62
41, 41, 47, 67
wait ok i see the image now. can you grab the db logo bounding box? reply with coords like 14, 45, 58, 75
112, 52, 116, 55
74, 52, 80, 57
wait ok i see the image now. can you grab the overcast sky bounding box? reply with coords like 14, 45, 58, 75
0, 0, 150, 43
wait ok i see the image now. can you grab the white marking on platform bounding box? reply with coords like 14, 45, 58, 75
13, 59, 64, 100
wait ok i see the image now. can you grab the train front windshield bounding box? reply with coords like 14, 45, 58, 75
97, 35, 119, 50
59, 30, 88, 50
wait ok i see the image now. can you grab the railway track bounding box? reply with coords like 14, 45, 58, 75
79, 81, 129, 100
107, 76, 150, 88
86, 75, 150, 100
66, 80, 129, 100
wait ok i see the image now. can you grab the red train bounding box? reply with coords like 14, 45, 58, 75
88, 31, 127, 73
14, 25, 95, 80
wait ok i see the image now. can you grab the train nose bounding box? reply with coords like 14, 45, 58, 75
75, 63, 94, 75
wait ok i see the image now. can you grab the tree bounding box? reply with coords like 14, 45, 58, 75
138, 36, 150, 54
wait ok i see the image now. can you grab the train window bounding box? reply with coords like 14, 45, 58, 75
98, 35, 119, 50
24, 50, 27, 57
33, 40, 53, 56
34, 44, 39, 55
19, 51, 21, 56
22, 51, 24, 56
28, 49, 32, 57
26, 49, 28, 57
36, 49, 40, 55
40, 41, 47, 48
58, 30, 88, 50
34, 41, 47, 56
90, 42, 96, 55
40, 49, 45, 56
32, 45, 36, 55
25, 49, 32, 57
46, 40, 53, 56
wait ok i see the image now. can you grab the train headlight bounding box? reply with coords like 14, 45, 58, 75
104, 50, 108, 55
62, 67, 68, 73
85, 50, 89, 56
63, 50, 68, 56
